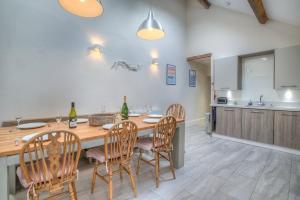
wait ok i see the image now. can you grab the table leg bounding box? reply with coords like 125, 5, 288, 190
0, 157, 8, 200
172, 123, 185, 169
8, 165, 16, 195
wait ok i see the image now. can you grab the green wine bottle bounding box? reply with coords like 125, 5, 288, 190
69, 102, 77, 128
121, 96, 129, 120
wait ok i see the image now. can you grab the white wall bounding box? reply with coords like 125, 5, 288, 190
0, 0, 202, 123
187, 0, 300, 104
187, 0, 300, 59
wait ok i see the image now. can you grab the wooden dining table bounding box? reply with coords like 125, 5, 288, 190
0, 115, 185, 200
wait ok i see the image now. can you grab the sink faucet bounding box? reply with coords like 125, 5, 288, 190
257, 95, 265, 106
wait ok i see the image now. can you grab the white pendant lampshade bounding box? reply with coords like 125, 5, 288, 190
137, 10, 165, 40
58, 0, 103, 18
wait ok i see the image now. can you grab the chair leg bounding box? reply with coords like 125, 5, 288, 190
155, 152, 160, 188
168, 152, 176, 179
119, 164, 123, 182
69, 181, 78, 200
31, 193, 39, 200
136, 149, 142, 175
91, 164, 97, 193
108, 166, 113, 200
127, 164, 138, 197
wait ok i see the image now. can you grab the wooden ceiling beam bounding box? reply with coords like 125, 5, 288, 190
198, 0, 211, 9
248, 0, 269, 24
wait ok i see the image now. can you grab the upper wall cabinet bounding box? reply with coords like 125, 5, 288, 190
275, 45, 300, 90
214, 56, 241, 90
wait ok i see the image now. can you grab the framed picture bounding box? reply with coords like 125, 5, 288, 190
166, 64, 176, 85
189, 69, 196, 87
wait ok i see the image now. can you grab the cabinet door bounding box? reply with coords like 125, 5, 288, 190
242, 109, 274, 144
214, 56, 241, 90
275, 45, 300, 90
274, 111, 300, 149
216, 107, 242, 138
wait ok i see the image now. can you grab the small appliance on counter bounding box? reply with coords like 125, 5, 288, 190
217, 97, 228, 104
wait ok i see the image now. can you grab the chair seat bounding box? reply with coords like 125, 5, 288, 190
17, 159, 73, 188
136, 137, 153, 151
137, 137, 167, 151
86, 144, 122, 163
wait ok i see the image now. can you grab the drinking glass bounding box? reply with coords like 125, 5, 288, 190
101, 105, 106, 113
56, 113, 62, 127
16, 116, 22, 127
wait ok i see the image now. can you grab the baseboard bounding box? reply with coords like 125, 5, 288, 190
212, 133, 300, 156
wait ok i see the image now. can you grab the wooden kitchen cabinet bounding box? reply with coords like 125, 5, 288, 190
275, 45, 300, 90
242, 109, 274, 144
274, 111, 300, 150
216, 107, 242, 138
214, 56, 241, 90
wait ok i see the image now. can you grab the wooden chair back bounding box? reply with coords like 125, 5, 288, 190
105, 121, 138, 164
166, 104, 185, 120
153, 116, 177, 152
19, 130, 81, 193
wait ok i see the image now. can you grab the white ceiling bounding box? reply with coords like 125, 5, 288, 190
209, 0, 300, 27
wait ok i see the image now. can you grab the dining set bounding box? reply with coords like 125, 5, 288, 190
0, 104, 186, 200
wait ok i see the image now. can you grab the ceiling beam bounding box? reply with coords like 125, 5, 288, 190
248, 0, 269, 24
198, 0, 211, 9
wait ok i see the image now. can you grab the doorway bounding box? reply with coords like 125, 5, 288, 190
187, 54, 212, 128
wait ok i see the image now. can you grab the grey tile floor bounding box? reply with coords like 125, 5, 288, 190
15, 124, 300, 200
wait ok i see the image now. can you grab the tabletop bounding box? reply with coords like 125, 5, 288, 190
0, 116, 184, 157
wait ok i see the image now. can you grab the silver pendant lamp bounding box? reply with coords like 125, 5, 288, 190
58, 0, 103, 18
137, 10, 165, 40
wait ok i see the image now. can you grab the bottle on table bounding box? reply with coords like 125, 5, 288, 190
121, 96, 129, 120
69, 102, 77, 128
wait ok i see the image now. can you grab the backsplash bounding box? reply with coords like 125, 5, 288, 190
216, 89, 300, 107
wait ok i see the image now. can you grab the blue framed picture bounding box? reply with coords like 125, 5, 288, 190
189, 69, 196, 87
166, 64, 176, 85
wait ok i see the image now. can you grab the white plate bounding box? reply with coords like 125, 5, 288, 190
102, 123, 114, 130
147, 114, 163, 118
129, 113, 141, 117
102, 123, 123, 130
143, 118, 160, 124
17, 122, 47, 130
77, 118, 88, 124
22, 133, 48, 142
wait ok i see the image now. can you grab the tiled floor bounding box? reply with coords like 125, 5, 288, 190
15, 124, 300, 200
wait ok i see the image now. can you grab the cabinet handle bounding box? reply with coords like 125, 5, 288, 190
251, 111, 264, 114
280, 85, 297, 88
224, 109, 234, 111
282, 114, 298, 117
220, 87, 230, 90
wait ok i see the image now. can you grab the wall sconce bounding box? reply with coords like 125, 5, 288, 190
88, 44, 103, 60
152, 58, 158, 65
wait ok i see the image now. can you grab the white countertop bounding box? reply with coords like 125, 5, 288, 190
211, 103, 300, 112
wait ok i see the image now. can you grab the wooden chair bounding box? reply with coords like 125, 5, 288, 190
86, 121, 138, 200
136, 116, 177, 188
17, 130, 81, 200
166, 104, 185, 120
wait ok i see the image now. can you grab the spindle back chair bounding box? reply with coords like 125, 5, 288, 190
18, 130, 81, 200
136, 116, 177, 187
88, 121, 138, 200
166, 104, 185, 120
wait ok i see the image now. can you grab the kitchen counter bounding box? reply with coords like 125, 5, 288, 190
211, 103, 300, 112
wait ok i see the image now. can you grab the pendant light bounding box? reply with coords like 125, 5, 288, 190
58, 0, 103, 18
137, 10, 165, 40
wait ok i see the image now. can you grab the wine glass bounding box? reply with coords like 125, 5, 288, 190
101, 105, 106, 113
56, 113, 62, 127
16, 116, 22, 127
